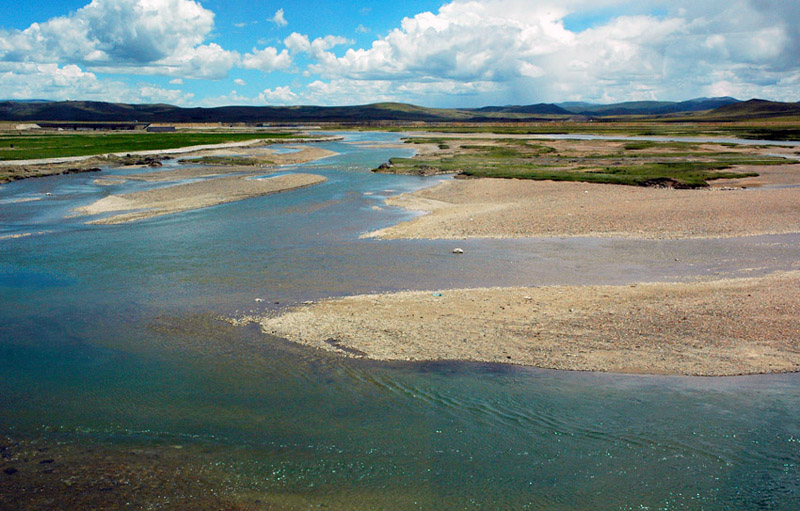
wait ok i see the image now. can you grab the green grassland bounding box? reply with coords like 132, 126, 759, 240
386, 123, 800, 141
0, 132, 297, 161
380, 138, 792, 188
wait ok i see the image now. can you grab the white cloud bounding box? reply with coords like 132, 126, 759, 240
234, 78, 246, 86
0, 0, 237, 79
270, 8, 288, 27
295, 0, 800, 104
284, 33, 352, 58
0, 62, 193, 104
259, 86, 297, 104
241, 46, 292, 72
2, 0, 800, 106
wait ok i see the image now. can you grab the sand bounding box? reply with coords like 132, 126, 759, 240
365, 165, 800, 240
240, 271, 800, 376
95, 165, 258, 184
74, 173, 326, 224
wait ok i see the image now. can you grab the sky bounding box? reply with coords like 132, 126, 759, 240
0, 0, 798, 107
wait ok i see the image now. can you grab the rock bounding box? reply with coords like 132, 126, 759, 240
452, 248, 464, 254
254, 298, 263, 303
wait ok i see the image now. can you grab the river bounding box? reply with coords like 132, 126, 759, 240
1, 132, 798, 509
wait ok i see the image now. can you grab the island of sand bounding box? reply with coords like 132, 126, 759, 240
240, 271, 800, 376
232, 135, 800, 377
75, 173, 327, 224
367, 136, 800, 240
73, 145, 335, 224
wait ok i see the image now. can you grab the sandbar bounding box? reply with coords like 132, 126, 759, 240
242, 271, 800, 376
365, 165, 800, 240
74, 173, 326, 224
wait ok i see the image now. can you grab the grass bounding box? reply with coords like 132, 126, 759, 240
0, 132, 298, 161
380, 123, 800, 141
460, 162, 761, 188
382, 138, 790, 188
177, 156, 274, 166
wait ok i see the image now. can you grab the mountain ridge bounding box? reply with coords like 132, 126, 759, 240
2, 97, 798, 123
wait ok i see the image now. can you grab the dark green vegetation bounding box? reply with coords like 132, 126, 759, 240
395, 122, 800, 141
379, 138, 793, 188
177, 156, 273, 166
0, 132, 294, 161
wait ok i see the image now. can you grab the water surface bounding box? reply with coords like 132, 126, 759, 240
1, 132, 798, 509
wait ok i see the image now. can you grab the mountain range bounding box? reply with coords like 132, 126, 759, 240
1, 97, 798, 124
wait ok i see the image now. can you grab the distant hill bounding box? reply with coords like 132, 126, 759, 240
0, 100, 474, 123
0, 100, 575, 123
558, 97, 741, 116
469, 103, 571, 115
3, 97, 797, 124
699, 99, 800, 120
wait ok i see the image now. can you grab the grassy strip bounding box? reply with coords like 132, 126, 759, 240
460, 162, 760, 188
177, 156, 274, 166
383, 140, 788, 188
0, 132, 297, 161
383, 124, 800, 141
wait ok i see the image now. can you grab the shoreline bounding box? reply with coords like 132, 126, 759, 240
235, 271, 800, 377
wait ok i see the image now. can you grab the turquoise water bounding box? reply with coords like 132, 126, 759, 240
1, 132, 799, 509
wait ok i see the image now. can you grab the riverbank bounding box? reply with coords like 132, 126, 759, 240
0, 136, 340, 184
239, 271, 800, 376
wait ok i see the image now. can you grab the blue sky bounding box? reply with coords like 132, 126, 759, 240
0, 1, 798, 107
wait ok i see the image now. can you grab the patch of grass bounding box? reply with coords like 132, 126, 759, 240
395, 124, 800, 141
381, 137, 789, 187
0, 132, 297, 161
177, 156, 273, 166
461, 162, 760, 188
623, 141, 700, 151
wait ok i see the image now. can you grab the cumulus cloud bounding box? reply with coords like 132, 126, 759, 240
0, 62, 193, 104
259, 86, 297, 104
270, 8, 288, 27
284, 33, 352, 57
234, 78, 246, 86
0, 0, 238, 79
297, 0, 800, 103
2, 0, 799, 106
241, 46, 292, 72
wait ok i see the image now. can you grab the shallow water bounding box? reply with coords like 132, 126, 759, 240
1, 132, 799, 509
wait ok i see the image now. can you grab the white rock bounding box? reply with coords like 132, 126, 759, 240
452, 248, 464, 254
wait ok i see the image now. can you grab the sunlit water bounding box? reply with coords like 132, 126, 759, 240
1, 132, 799, 509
